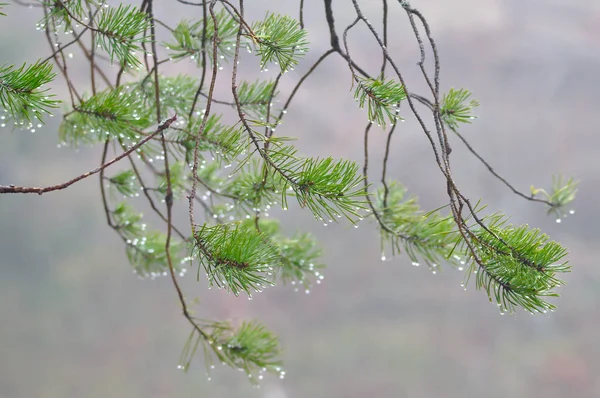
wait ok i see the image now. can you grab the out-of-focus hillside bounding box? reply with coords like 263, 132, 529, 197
1, 1, 599, 397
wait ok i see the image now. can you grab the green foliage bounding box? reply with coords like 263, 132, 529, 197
373, 181, 461, 269
165, 10, 238, 65
0, 61, 60, 124
237, 80, 277, 119
59, 85, 153, 145
250, 13, 309, 72
112, 201, 146, 240
374, 182, 571, 314
193, 223, 280, 297
108, 169, 139, 197
112, 202, 184, 277
42, 0, 99, 31
226, 159, 283, 213
95, 4, 150, 67
0, 2, 7, 16
127, 230, 185, 278
140, 75, 200, 118
264, 143, 367, 222
1, 0, 581, 386
286, 156, 366, 222
465, 215, 569, 314
440, 88, 479, 129
353, 76, 406, 127
180, 320, 282, 383
245, 219, 325, 289
157, 161, 188, 199
531, 175, 579, 218
182, 114, 247, 164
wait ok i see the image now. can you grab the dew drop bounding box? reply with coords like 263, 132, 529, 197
556, 218, 562, 223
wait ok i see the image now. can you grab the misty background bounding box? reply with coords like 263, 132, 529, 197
1, 0, 599, 397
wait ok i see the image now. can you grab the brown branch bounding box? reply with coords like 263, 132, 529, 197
0, 115, 177, 195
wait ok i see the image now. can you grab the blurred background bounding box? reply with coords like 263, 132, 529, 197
1, 0, 599, 397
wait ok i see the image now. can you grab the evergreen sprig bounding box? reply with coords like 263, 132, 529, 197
180, 320, 282, 383
111, 202, 185, 278
95, 4, 149, 66
237, 80, 277, 119
127, 231, 185, 278
0, 2, 7, 16
59, 85, 153, 145
440, 88, 480, 129
193, 223, 280, 297
182, 114, 247, 164
157, 160, 188, 199
531, 175, 579, 218
245, 219, 325, 289
353, 76, 406, 127
267, 143, 366, 222
373, 181, 461, 269
465, 214, 569, 314
108, 169, 139, 197
43, 0, 98, 31
165, 10, 238, 65
140, 75, 201, 118
226, 159, 283, 213
0, 61, 59, 124
250, 13, 309, 72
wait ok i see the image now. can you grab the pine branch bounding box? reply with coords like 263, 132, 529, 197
464, 214, 569, 314
193, 222, 280, 297
237, 79, 278, 119
179, 320, 283, 383
245, 219, 325, 289
59, 85, 154, 145
250, 12, 309, 72
353, 76, 406, 127
165, 10, 238, 65
440, 88, 479, 129
373, 181, 461, 268
0, 61, 60, 124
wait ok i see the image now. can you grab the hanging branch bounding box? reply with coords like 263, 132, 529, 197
1, 0, 579, 383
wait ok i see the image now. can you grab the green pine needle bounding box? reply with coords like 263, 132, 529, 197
165, 10, 238, 65
251, 13, 309, 73
237, 80, 278, 119
374, 181, 461, 268
108, 169, 139, 197
440, 88, 480, 129
180, 320, 282, 382
0, 61, 60, 124
464, 214, 570, 314
353, 76, 406, 128
59, 85, 154, 146
194, 223, 281, 297
95, 4, 150, 67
